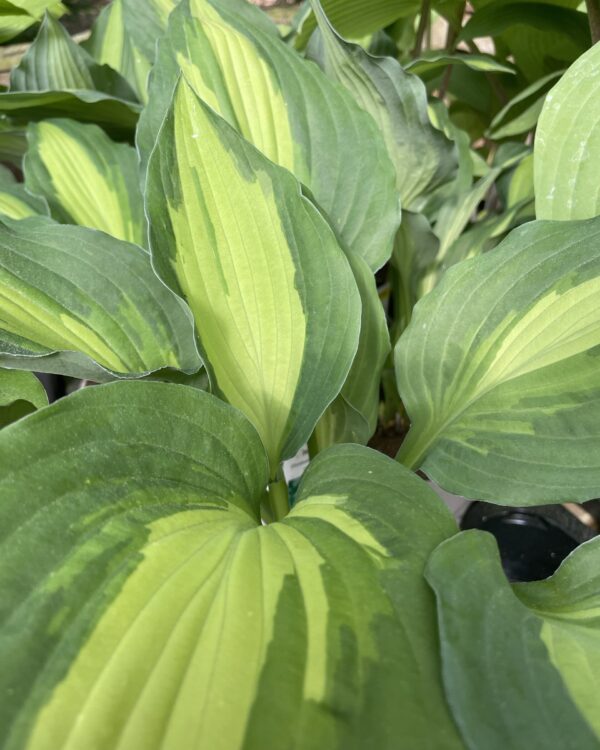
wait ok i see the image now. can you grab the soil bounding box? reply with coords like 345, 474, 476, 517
368, 422, 409, 459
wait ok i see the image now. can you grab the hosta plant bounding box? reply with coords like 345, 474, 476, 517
0, 1, 600, 749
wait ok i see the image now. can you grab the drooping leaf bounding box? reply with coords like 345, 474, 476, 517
406, 53, 516, 76
486, 69, 563, 140
147, 79, 361, 474
84, 0, 152, 103
25, 118, 145, 245
0, 381, 462, 750
427, 531, 600, 749
0, 14, 140, 138
139, 0, 400, 271
459, 2, 590, 50
396, 216, 600, 504
0, 367, 46, 427
535, 41, 600, 221
295, 0, 419, 49
0, 217, 200, 380
309, 0, 455, 209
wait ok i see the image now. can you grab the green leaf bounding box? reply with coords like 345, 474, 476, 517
459, 2, 590, 49
138, 0, 400, 271
0, 217, 201, 380
406, 52, 516, 76
295, 0, 419, 49
309, 0, 455, 209
147, 79, 361, 474
312, 252, 390, 449
121, 0, 178, 62
0, 14, 140, 139
83, 0, 152, 103
0, 169, 48, 220
487, 69, 563, 140
25, 118, 145, 245
0, 0, 64, 44
0, 380, 462, 749
396, 216, 600, 504
535, 41, 600, 221
427, 531, 600, 749
0, 367, 46, 427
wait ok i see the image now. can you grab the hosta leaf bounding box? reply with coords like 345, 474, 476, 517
121, 0, 178, 62
312, 252, 390, 449
459, 2, 590, 49
535, 42, 600, 221
25, 118, 145, 245
0, 367, 46, 427
84, 0, 152, 103
0, 14, 140, 138
487, 70, 563, 140
0, 0, 65, 44
406, 52, 516, 76
139, 0, 400, 271
0, 381, 461, 750
427, 531, 600, 749
0, 171, 48, 220
309, 0, 455, 209
396, 216, 600, 504
147, 79, 360, 474
295, 0, 418, 49
0, 218, 200, 380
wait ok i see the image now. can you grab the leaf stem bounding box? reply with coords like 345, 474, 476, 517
412, 0, 431, 58
586, 0, 600, 43
266, 476, 290, 522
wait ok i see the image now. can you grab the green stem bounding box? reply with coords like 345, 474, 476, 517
586, 0, 600, 43
266, 477, 290, 522
411, 0, 431, 58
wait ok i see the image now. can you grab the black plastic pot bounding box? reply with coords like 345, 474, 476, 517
460, 502, 597, 582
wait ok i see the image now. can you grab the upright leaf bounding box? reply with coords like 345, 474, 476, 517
84, 0, 152, 103
427, 531, 600, 750
0, 367, 46, 427
0, 218, 200, 380
535, 41, 600, 221
139, 0, 400, 271
0, 382, 462, 750
0, 14, 140, 138
309, 0, 455, 209
147, 79, 361, 473
121, 0, 178, 62
25, 119, 145, 245
396, 217, 600, 504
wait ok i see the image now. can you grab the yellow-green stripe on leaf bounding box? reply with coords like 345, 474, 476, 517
535, 42, 600, 221
0, 382, 461, 750
0, 218, 200, 380
0, 181, 48, 221
25, 119, 145, 245
0, 367, 47, 427
427, 531, 600, 750
147, 79, 360, 474
139, 0, 400, 271
396, 216, 600, 505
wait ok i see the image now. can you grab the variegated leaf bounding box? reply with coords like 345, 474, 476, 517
0, 381, 462, 750
0, 0, 65, 44
427, 531, 600, 750
0, 167, 48, 220
146, 79, 360, 474
138, 0, 400, 271
84, 0, 152, 103
535, 41, 600, 221
309, 0, 455, 209
25, 118, 145, 245
0, 14, 140, 139
0, 367, 46, 427
121, 0, 179, 63
0, 217, 200, 380
396, 216, 600, 504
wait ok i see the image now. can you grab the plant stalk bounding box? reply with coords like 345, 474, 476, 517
266, 477, 290, 522
586, 0, 600, 43
411, 0, 431, 58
